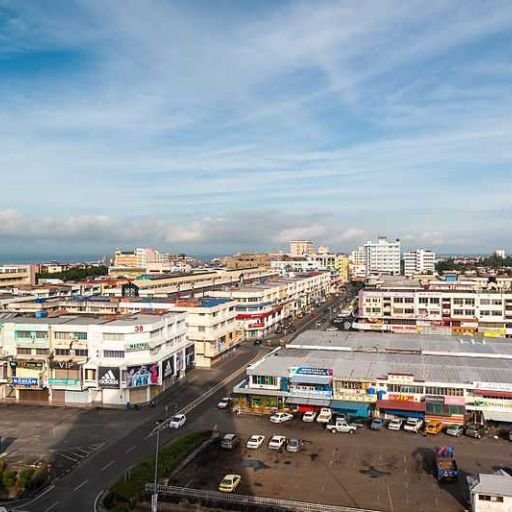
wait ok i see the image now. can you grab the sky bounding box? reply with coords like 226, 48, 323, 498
1, 0, 512, 261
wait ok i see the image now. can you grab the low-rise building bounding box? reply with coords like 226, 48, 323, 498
234, 331, 512, 424
0, 312, 192, 407
0, 265, 36, 288
467, 473, 512, 512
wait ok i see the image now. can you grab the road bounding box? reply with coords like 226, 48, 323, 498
12, 343, 264, 512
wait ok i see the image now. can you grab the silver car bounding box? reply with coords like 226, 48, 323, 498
445, 424, 464, 437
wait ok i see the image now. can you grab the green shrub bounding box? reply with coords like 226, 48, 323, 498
18, 468, 34, 489
111, 431, 209, 501
2, 470, 17, 490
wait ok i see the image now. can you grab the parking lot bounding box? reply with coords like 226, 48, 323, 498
177, 412, 512, 511
0, 404, 144, 475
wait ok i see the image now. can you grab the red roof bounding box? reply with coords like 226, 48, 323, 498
474, 389, 512, 399
377, 399, 425, 412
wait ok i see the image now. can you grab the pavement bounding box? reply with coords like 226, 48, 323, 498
6, 343, 265, 512
172, 413, 512, 512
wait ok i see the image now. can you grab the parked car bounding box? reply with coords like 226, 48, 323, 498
404, 418, 423, 433
370, 418, 384, 430
217, 397, 232, 409
286, 438, 302, 453
268, 435, 287, 450
269, 412, 294, 424
326, 417, 357, 434
387, 418, 403, 431
465, 424, 484, 439
218, 474, 241, 493
302, 411, 317, 423
425, 420, 443, 435
445, 424, 464, 437
246, 434, 265, 450
220, 433, 239, 450
169, 414, 186, 429
316, 408, 333, 424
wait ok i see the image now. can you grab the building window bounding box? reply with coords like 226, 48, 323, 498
36, 348, 49, 355
55, 349, 70, 356
85, 369, 96, 380
103, 350, 125, 358
74, 332, 88, 340
252, 375, 278, 387
103, 333, 124, 341
17, 348, 32, 355
198, 326, 206, 332
478, 495, 503, 502
74, 349, 88, 357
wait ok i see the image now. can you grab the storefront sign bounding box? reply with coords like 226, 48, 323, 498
388, 394, 415, 401
12, 376, 39, 387
289, 387, 333, 399
98, 367, 120, 389
12, 360, 44, 370
49, 361, 81, 370
48, 378, 80, 386
126, 364, 159, 388
290, 367, 333, 377
125, 342, 150, 352
161, 356, 174, 380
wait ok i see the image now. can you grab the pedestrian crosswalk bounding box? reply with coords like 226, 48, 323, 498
49, 442, 105, 473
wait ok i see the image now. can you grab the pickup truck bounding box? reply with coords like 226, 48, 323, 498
435, 446, 459, 482
326, 418, 357, 434
316, 408, 333, 424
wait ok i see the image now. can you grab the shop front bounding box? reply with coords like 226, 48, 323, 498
424, 395, 465, 425
286, 396, 330, 413
11, 359, 48, 403
287, 366, 333, 412
376, 398, 425, 419
127, 362, 160, 404
330, 400, 373, 418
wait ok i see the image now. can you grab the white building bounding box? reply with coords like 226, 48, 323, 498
468, 473, 512, 512
403, 249, 436, 277
0, 312, 192, 407
289, 240, 314, 257
495, 250, 507, 259
364, 236, 401, 277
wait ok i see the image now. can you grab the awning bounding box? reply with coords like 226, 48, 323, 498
475, 389, 512, 399
290, 375, 331, 385
483, 410, 512, 423
331, 400, 372, 418
377, 399, 425, 412
286, 397, 330, 407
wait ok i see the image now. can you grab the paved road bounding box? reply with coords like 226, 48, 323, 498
12, 343, 264, 512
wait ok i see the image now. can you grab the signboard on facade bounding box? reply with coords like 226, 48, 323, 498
12, 360, 44, 370
126, 364, 159, 388
125, 342, 150, 352
161, 356, 174, 380
12, 376, 39, 387
289, 367, 333, 377
98, 367, 121, 389
48, 378, 81, 386
49, 361, 81, 370
289, 387, 333, 399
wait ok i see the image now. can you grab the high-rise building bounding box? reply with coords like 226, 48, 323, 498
364, 236, 401, 276
289, 240, 314, 257
403, 249, 436, 277
495, 249, 507, 259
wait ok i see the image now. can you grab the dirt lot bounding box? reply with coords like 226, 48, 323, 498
172, 414, 512, 512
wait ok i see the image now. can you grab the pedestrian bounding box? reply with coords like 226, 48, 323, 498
165, 404, 169, 414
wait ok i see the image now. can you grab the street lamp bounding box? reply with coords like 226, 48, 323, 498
152, 420, 162, 512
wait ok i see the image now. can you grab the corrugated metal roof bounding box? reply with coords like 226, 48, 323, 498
469, 474, 512, 497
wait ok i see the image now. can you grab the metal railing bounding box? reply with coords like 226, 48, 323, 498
145, 484, 383, 512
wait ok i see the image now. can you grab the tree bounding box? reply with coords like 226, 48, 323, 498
36, 265, 108, 282
2, 470, 17, 491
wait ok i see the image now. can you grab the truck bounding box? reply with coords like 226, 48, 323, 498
435, 446, 459, 482
316, 408, 333, 424
326, 417, 357, 434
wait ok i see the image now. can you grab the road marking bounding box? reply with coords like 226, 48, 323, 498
125, 445, 136, 454
73, 479, 89, 492
42, 501, 59, 512
101, 460, 114, 471
387, 485, 394, 512
57, 452, 80, 462
13, 484, 55, 507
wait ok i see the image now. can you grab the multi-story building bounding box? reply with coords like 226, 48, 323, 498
0, 265, 36, 288
364, 236, 401, 277
0, 312, 192, 407
271, 254, 349, 282
403, 249, 436, 277
112, 248, 190, 275
220, 253, 274, 270
289, 240, 314, 257
356, 275, 512, 337
495, 249, 507, 259
234, 331, 512, 424
209, 273, 331, 339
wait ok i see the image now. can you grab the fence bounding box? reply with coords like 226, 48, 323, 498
145, 484, 383, 512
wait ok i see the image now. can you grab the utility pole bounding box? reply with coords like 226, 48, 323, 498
152, 420, 161, 512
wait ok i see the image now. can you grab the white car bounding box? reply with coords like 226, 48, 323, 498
268, 435, 287, 450
246, 434, 265, 449
316, 408, 333, 423
302, 411, 317, 423
169, 413, 187, 429
404, 418, 423, 433
269, 412, 294, 424
217, 397, 231, 409
387, 418, 403, 431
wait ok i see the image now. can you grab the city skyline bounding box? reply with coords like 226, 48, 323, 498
2, 1, 512, 258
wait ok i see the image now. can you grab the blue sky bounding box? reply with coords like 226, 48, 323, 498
1, 0, 512, 259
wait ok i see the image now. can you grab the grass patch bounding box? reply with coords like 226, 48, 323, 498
111, 431, 210, 502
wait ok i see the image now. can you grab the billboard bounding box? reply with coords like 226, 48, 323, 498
12, 376, 39, 387
98, 367, 121, 389
161, 356, 174, 380
126, 363, 159, 388
289, 367, 333, 377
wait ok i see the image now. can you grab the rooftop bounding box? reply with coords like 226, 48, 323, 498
468, 473, 512, 497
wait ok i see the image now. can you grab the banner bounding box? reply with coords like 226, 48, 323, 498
98, 367, 121, 389
289, 367, 333, 377
50, 361, 81, 370
12, 376, 39, 387
161, 356, 174, 380
126, 363, 159, 388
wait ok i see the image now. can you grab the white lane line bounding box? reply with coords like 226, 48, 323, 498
73, 479, 89, 492
125, 445, 136, 454
42, 501, 59, 512
101, 460, 114, 471
57, 452, 80, 462
14, 483, 55, 506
